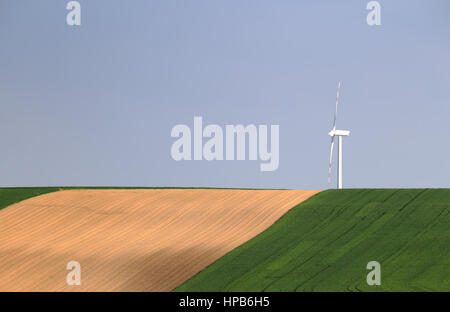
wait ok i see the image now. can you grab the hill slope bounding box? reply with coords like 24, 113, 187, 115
175, 189, 450, 291
0, 189, 317, 291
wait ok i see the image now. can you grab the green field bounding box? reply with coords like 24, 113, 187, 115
176, 189, 450, 292
0, 187, 60, 210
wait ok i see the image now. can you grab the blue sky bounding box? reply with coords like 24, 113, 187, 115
1, 0, 449, 188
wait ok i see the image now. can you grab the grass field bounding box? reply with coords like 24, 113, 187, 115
0, 187, 60, 211
175, 189, 450, 291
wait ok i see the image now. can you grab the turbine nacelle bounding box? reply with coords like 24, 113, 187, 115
328, 129, 350, 137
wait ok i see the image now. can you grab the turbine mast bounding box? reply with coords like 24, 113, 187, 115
328, 80, 350, 189
338, 136, 343, 189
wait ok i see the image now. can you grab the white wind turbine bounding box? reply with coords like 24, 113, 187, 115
328, 81, 350, 189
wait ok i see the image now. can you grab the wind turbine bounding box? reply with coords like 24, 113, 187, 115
328, 81, 350, 189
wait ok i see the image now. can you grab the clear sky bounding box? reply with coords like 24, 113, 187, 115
1, 0, 449, 189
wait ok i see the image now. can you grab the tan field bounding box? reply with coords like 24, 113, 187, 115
0, 189, 319, 291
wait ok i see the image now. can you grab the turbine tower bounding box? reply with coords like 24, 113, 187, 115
328, 81, 350, 189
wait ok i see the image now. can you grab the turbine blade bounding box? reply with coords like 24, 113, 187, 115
333, 80, 341, 131
328, 136, 335, 185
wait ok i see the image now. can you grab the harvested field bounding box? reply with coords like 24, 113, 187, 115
0, 189, 318, 291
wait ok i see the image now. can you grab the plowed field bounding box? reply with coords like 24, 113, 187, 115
0, 189, 318, 291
